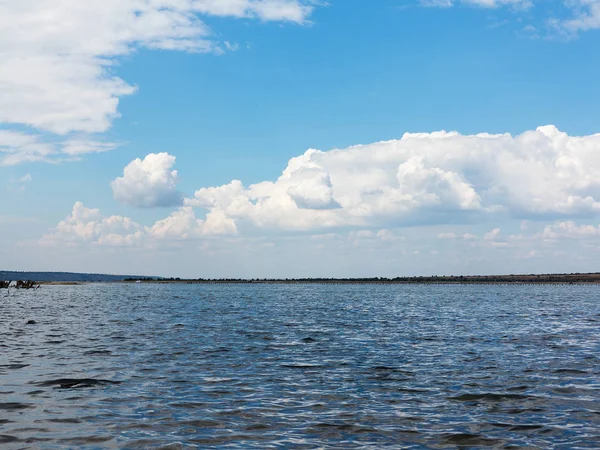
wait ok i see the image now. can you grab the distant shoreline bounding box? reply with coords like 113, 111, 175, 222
5, 272, 600, 285
121, 273, 600, 285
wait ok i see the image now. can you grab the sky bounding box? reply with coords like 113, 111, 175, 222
2, 0, 600, 278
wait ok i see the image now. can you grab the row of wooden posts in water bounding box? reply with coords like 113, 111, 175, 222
0, 280, 40, 290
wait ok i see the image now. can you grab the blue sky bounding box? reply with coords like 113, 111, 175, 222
2, 0, 600, 277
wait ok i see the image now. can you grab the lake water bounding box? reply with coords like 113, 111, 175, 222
1, 283, 599, 449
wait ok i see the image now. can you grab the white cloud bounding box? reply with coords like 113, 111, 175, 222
148, 206, 236, 239
540, 221, 600, 239
0, 0, 316, 164
42, 201, 236, 246
46, 125, 600, 246
5, 172, 33, 193
0, 130, 119, 166
421, 0, 532, 8
377, 229, 401, 241
148, 207, 205, 240
438, 232, 458, 239
111, 152, 183, 208
420, 0, 455, 7
561, 0, 600, 33
42, 202, 144, 247
484, 227, 501, 240
422, 0, 600, 36
184, 125, 600, 232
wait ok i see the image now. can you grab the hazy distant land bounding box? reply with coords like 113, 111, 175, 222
3, 271, 600, 284
0, 271, 146, 283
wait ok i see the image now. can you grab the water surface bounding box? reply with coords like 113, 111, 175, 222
1, 283, 599, 448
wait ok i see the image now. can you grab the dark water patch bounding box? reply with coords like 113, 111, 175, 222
167, 402, 207, 409
0, 435, 19, 444
203, 347, 231, 354
58, 435, 113, 445
11, 427, 51, 433
506, 385, 529, 391
180, 419, 223, 428
553, 368, 589, 375
442, 433, 503, 446
449, 393, 536, 402
34, 378, 121, 389
0, 363, 30, 370
83, 350, 112, 356
509, 424, 545, 431
397, 387, 431, 394
25, 390, 46, 395
244, 423, 271, 431
43, 418, 82, 424
0, 402, 32, 410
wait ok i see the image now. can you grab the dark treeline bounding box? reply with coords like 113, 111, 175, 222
124, 273, 600, 284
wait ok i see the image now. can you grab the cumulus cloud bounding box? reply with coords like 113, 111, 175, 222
43, 202, 144, 247
0, 0, 316, 164
42, 201, 237, 246
539, 221, 600, 239
184, 125, 600, 232
111, 153, 183, 208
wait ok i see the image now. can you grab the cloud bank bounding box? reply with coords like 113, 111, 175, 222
46, 125, 600, 246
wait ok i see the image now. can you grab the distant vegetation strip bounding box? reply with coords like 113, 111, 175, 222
124, 273, 600, 284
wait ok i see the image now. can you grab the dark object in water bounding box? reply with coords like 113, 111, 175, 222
35, 378, 122, 389
16, 280, 40, 290
26, 320, 36, 325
